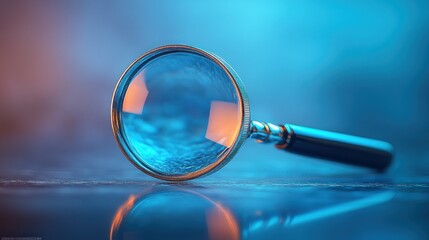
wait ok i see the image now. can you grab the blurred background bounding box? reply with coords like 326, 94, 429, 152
1, 0, 428, 181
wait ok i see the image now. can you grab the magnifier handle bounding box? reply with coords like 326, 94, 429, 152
250, 121, 393, 171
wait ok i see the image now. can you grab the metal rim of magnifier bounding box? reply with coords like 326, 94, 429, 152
111, 45, 251, 181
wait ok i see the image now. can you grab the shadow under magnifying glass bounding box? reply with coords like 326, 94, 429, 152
110, 182, 394, 240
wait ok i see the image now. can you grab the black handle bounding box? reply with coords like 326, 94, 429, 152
277, 124, 393, 171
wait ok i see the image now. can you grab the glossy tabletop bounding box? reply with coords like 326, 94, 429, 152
1, 171, 428, 240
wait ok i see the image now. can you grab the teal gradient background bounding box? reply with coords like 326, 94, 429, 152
1, 0, 428, 179
0, 1, 429, 240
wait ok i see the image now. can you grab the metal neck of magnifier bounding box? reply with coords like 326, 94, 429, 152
250, 120, 393, 171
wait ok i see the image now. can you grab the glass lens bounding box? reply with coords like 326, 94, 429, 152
119, 51, 242, 176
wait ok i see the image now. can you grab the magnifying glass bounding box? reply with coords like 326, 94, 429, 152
111, 45, 393, 181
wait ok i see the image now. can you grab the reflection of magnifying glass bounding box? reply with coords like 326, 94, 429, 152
110, 186, 393, 240
110, 188, 240, 240
111, 45, 394, 180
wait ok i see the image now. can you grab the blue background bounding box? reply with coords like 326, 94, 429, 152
0, 0, 428, 179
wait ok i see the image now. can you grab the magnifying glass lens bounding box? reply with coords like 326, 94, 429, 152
120, 52, 243, 176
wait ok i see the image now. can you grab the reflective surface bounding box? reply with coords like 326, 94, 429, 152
1, 176, 428, 240
119, 51, 242, 176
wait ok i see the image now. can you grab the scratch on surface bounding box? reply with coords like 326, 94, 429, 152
0, 179, 428, 189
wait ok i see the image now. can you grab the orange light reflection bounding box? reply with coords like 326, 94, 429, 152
206, 202, 240, 240
109, 194, 137, 240
122, 72, 148, 114
205, 101, 241, 148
